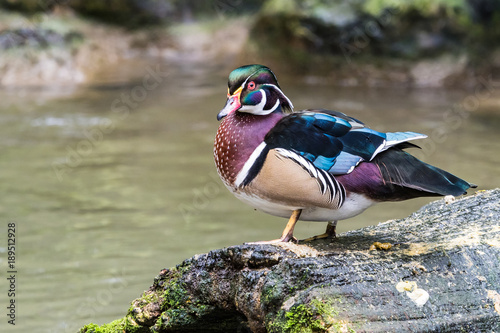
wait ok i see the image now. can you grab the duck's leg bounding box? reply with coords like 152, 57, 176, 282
247, 209, 302, 244
279, 209, 302, 242
301, 220, 337, 242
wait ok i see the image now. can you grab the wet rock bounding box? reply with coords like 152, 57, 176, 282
0, 26, 89, 86
409, 54, 468, 87
80, 189, 500, 332
0, 28, 82, 50
0, 11, 159, 86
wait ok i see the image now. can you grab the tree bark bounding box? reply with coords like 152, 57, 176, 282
80, 189, 500, 333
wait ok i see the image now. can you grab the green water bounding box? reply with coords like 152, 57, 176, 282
1, 61, 499, 332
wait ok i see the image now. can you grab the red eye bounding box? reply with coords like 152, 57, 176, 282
247, 81, 256, 90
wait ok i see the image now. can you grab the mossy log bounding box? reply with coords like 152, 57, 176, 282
80, 189, 500, 333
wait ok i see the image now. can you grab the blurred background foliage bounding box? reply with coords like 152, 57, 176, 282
0, 0, 499, 85
254, 0, 500, 58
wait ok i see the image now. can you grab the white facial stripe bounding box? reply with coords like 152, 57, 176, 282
240, 69, 261, 91
238, 89, 281, 116
239, 89, 266, 112
262, 84, 294, 110
235, 142, 267, 187
269, 99, 280, 112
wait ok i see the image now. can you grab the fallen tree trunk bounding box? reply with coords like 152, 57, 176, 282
80, 189, 500, 333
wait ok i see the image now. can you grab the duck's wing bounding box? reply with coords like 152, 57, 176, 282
271, 109, 474, 198
236, 109, 474, 207
235, 109, 425, 201
264, 109, 426, 175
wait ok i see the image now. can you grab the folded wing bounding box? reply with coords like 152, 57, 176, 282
264, 109, 426, 175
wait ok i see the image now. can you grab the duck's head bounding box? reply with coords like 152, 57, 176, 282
217, 64, 293, 121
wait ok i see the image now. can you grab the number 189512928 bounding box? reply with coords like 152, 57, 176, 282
7, 222, 15, 269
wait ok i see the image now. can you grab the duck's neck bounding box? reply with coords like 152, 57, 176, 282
214, 111, 284, 186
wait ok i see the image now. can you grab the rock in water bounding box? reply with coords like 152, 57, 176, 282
80, 189, 500, 332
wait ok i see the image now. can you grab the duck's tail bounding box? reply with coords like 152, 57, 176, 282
375, 148, 476, 197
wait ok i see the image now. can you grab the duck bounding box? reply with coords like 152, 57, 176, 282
214, 64, 476, 243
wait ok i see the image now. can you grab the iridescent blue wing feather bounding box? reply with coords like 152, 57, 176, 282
264, 110, 426, 175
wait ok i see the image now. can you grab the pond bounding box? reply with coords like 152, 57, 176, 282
1, 59, 499, 332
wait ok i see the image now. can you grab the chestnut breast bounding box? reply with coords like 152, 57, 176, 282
214, 112, 283, 186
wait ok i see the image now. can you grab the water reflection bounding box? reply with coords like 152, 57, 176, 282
1, 62, 499, 332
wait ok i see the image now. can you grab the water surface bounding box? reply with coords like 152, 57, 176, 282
1, 61, 499, 332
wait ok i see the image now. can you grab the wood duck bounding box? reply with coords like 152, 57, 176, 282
214, 64, 476, 243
